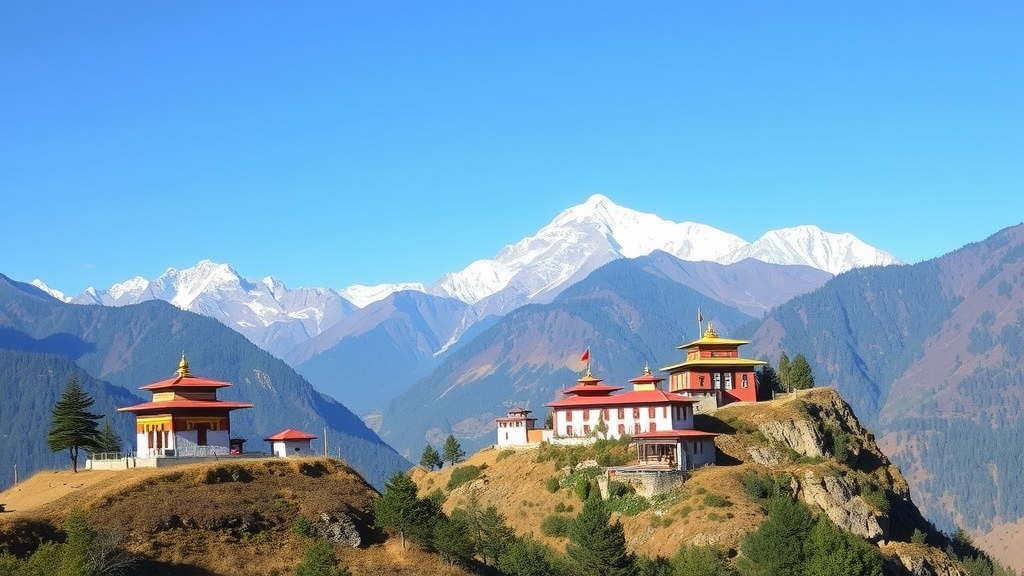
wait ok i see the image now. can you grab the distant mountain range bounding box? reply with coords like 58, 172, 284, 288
5, 193, 1023, 569
0, 276, 410, 490
29, 194, 896, 414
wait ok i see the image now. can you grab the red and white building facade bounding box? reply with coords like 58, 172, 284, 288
660, 323, 766, 407
117, 354, 253, 458
544, 366, 716, 470
265, 429, 318, 458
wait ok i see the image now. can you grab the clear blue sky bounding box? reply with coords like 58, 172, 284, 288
2, 1, 1022, 296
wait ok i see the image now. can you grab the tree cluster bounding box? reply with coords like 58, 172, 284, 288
0, 508, 137, 576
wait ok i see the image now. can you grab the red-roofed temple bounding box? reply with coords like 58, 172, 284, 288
545, 365, 716, 470
660, 323, 766, 406
118, 353, 252, 457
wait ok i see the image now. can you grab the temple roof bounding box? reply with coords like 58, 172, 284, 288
265, 429, 317, 441
628, 365, 664, 387
117, 399, 254, 413
675, 323, 751, 349
139, 375, 233, 391
559, 371, 623, 397
629, 429, 718, 440
139, 352, 233, 390
660, 357, 768, 372
546, 388, 698, 408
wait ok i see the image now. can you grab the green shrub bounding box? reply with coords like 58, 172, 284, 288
703, 494, 731, 508
862, 485, 890, 513
911, 528, 927, 545
446, 465, 482, 490
294, 516, 313, 538
496, 449, 515, 462
554, 502, 574, 513
545, 476, 560, 493
741, 472, 774, 500
540, 514, 572, 537
606, 480, 630, 499
573, 476, 591, 501
605, 492, 650, 516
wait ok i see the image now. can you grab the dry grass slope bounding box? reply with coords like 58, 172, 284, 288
0, 457, 472, 576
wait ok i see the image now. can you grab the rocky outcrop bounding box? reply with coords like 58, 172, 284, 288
795, 471, 887, 542
757, 419, 827, 458
314, 512, 361, 547
885, 543, 970, 576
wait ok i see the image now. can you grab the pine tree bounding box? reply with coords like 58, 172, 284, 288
419, 443, 442, 470
736, 496, 815, 576
442, 434, 465, 467
566, 494, 636, 576
478, 504, 514, 566
756, 362, 780, 400
432, 513, 475, 566
373, 472, 438, 549
777, 352, 792, 393
498, 534, 555, 576
95, 419, 123, 455
296, 539, 350, 576
59, 508, 95, 576
47, 376, 102, 473
790, 354, 816, 390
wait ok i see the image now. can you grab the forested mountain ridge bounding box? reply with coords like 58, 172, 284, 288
744, 223, 1024, 568
0, 274, 410, 490
377, 256, 757, 460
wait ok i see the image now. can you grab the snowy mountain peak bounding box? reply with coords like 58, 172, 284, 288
44, 194, 901, 364
30, 280, 71, 302
722, 225, 902, 274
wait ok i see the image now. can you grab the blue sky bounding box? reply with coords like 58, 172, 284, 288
2, 1, 1022, 296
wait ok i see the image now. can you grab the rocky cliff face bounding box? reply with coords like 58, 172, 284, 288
711, 388, 968, 576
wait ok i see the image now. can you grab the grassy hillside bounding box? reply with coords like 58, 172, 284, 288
411, 388, 994, 575
0, 458, 470, 576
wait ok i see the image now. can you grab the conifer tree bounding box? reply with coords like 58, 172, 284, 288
566, 493, 636, 576
498, 534, 555, 576
790, 354, 816, 390
478, 504, 514, 566
419, 443, 442, 470
47, 376, 102, 473
442, 434, 465, 467
737, 496, 815, 576
373, 472, 438, 549
95, 419, 123, 455
777, 352, 792, 393
296, 539, 350, 576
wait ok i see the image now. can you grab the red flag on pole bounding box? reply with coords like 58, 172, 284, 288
580, 348, 590, 363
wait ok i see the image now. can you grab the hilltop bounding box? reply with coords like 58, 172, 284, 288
1, 388, 1010, 576
412, 387, 988, 575
0, 458, 468, 576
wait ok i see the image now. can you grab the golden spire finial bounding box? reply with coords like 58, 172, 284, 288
703, 322, 719, 339
177, 351, 190, 377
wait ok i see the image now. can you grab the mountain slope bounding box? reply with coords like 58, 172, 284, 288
412, 387, 976, 576
377, 255, 757, 459
39, 195, 898, 369
289, 291, 471, 415
743, 223, 1024, 568
0, 274, 409, 489
69, 260, 358, 359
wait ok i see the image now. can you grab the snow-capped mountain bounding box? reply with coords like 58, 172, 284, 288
70, 260, 357, 358
41, 194, 900, 363
721, 225, 900, 272
424, 194, 899, 327
30, 280, 71, 302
